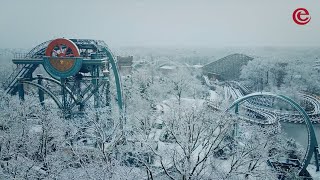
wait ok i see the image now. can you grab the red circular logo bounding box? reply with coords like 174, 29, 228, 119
292, 8, 311, 25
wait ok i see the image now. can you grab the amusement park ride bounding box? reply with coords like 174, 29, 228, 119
2, 38, 320, 178
2, 38, 123, 116
226, 92, 319, 177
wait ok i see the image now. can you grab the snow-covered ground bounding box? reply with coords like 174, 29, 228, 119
209, 90, 219, 101
307, 165, 320, 179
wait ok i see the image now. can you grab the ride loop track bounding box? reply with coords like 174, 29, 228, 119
204, 76, 320, 176
225, 81, 320, 177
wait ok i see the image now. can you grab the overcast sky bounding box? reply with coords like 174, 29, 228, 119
0, 0, 319, 48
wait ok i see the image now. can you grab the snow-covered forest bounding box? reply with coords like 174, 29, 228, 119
1, 46, 318, 180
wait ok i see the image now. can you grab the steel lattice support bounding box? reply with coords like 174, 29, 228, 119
4, 38, 124, 119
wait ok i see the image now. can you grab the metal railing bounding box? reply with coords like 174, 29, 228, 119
13, 53, 28, 59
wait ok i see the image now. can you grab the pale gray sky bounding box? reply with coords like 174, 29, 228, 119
0, 0, 319, 48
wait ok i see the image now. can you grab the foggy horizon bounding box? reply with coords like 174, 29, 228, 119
2, 1, 320, 179
1, 0, 320, 48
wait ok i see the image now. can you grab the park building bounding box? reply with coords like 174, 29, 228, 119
202, 53, 253, 81
117, 56, 133, 75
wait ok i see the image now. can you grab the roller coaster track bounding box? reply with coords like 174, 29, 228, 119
204, 76, 278, 125
226, 83, 278, 125
2, 39, 123, 111
3, 64, 38, 94
227, 81, 320, 124
203, 75, 320, 124
204, 76, 320, 177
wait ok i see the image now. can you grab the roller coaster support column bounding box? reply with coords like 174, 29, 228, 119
233, 103, 239, 137
106, 78, 110, 107
37, 75, 44, 106
315, 147, 320, 171
17, 78, 24, 101
92, 65, 100, 108
60, 78, 67, 112
75, 76, 84, 111
102, 67, 111, 109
